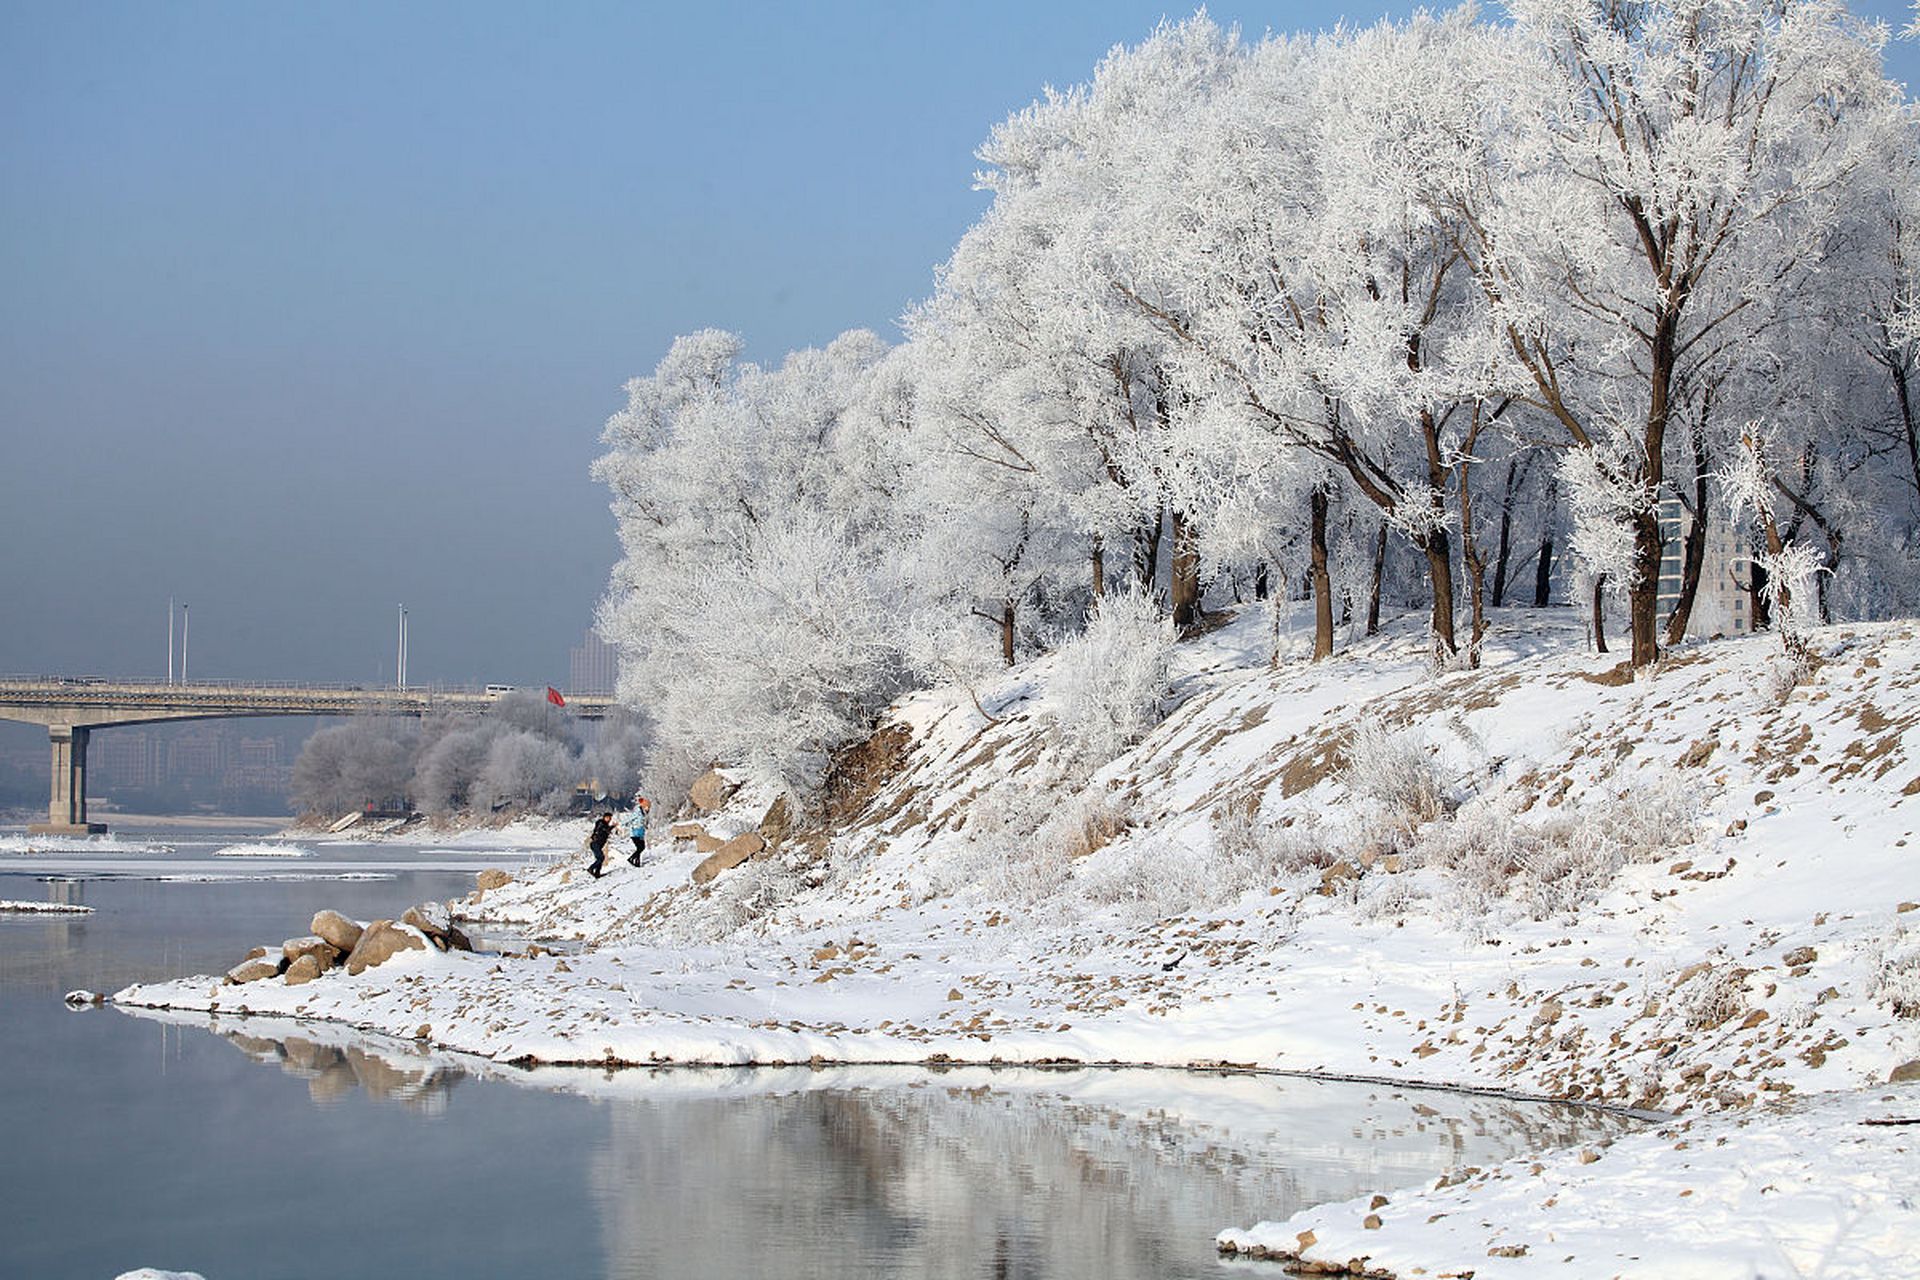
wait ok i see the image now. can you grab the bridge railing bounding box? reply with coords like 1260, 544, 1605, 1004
0, 675, 488, 693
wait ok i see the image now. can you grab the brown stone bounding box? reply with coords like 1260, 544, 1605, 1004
284, 954, 324, 986
1782, 946, 1817, 968
311, 909, 365, 953
689, 768, 738, 812
690, 835, 757, 885
343, 920, 429, 975
1362, 1214, 1382, 1229
227, 957, 281, 985
1317, 860, 1357, 895
760, 795, 794, 848
669, 822, 706, 841
694, 831, 726, 853
1889, 1059, 1920, 1084
283, 935, 341, 969
400, 903, 473, 952
475, 869, 511, 893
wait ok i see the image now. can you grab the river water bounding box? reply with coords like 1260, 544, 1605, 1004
1, 824, 1634, 1279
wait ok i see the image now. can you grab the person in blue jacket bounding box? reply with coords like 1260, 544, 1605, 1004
624, 794, 651, 866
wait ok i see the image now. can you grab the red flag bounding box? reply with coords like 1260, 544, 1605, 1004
546, 686, 566, 707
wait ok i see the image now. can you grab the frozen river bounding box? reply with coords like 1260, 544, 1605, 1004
0, 824, 1633, 1279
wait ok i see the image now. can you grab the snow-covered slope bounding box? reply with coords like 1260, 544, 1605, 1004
116, 606, 1920, 1276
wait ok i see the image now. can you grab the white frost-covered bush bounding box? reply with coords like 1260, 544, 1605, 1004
1871, 927, 1920, 1019
1425, 774, 1699, 923
1339, 716, 1448, 826
1047, 588, 1177, 771
1074, 834, 1220, 920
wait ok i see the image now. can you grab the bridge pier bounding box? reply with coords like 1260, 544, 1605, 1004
28, 725, 105, 836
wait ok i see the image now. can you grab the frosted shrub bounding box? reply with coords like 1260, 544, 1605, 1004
657, 855, 809, 945
1679, 963, 1750, 1032
1211, 802, 1337, 886
1870, 927, 1920, 1019
1075, 835, 1218, 920
1043, 787, 1133, 859
936, 776, 1074, 905
1339, 716, 1448, 826
1427, 776, 1699, 923
1048, 588, 1177, 772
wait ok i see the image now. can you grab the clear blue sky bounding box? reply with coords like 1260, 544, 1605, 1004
3, 1, 1915, 692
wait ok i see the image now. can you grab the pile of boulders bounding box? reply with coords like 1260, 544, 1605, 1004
673, 769, 801, 885
224, 903, 473, 988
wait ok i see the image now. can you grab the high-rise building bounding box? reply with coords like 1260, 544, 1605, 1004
1657, 495, 1752, 640
570, 629, 618, 696
166, 729, 228, 784
94, 731, 157, 788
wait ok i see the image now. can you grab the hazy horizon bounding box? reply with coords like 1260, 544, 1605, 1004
5, 1, 1915, 698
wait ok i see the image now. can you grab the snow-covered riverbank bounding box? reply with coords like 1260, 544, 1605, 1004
115, 609, 1920, 1275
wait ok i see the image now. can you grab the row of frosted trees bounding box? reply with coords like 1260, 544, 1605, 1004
595, 1, 1920, 801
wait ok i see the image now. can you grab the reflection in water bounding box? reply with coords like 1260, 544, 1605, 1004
221, 1028, 463, 1113
167, 1013, 1635, 1279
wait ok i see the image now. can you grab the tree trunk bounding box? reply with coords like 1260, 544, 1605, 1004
1090, 533, 1105, 601
1170, 509, 1201, 634
1367, 522, 1387, 636
1310, 489, 1334, 661
1534, 468, 1558, 608
1419, 409, 1458, 658
1491, 456, 1520, 608
1458, 457, 1489, 668
1628, 508, 1663, 667
1254, 561, 1269, 601
999, 598, 1016, 667
1664, 484, 1708, 649
1134, 508, 1164, 592
1421, 530, 1458, 660
1592, 575, 1609, 654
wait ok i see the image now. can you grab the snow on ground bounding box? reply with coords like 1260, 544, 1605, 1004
0, 832, 170, 855
114, 606, 1920, 1275
297, 814, 582, 855
1219, 1085, 1920, 1279
208, 842, 311, 858
0, 899, 93, 913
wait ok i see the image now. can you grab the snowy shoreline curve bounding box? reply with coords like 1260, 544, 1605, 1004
113, 610, 1920, 1276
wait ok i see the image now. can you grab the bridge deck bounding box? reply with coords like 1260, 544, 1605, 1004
0, 678, 616, 833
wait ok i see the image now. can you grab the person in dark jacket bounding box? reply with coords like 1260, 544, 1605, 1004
586, 811, 615, 879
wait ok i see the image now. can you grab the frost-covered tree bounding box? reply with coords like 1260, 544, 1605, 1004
1467, 0, 1908, 665
594, 329, 912, 802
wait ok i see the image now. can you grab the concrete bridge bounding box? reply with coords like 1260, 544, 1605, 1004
0, 677, 616, 834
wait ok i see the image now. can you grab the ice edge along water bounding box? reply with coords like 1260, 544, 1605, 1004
112, 610, 1920, 1279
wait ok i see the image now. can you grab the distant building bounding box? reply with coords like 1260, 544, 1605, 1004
94, 731, 157, 788
1657, 495, 1752, 640
237, 736, 280, 768
569, 629, 618, 697
166, 730, 227, 784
